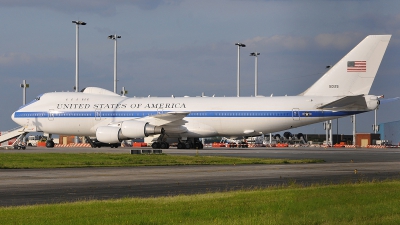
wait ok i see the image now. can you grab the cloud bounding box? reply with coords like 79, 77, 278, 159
0, 52, 32, 66
243, 35, 310, 52
315, 33, 364, 50
0, 0, 181, 16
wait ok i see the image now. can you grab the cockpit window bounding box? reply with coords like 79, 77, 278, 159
18, 94, 43, 109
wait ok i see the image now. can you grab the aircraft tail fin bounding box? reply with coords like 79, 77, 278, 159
300, 35, 391, 96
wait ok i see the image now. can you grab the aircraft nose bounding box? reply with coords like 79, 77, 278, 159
12, 111, 25, 127
11, 112, 15, 121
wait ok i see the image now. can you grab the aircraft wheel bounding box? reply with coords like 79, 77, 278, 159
177, 142, 185, 149
160, 142, 169, 149
185, 142, 193, 149
46, 140, 54, 148
151, 142, 161, 149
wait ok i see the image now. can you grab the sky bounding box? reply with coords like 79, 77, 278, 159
1, 0, 400, 137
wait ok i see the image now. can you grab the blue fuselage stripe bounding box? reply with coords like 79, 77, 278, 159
14, 110, 364, 118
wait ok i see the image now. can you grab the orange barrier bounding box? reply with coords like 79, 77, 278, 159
276, 143, 288, 147
133, 142, 147, 147
37, 142, 46, 147
212, 142, 226, 147
334, 142, 346, 148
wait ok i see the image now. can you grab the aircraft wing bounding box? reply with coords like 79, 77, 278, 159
136, 111, 190, 126
317, 95, 367, 109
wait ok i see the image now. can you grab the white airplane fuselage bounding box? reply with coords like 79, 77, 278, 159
12, 91, 373, 138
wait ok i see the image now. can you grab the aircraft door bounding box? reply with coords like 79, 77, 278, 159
95, 109, 101, 121
48, 109, 54, 121
157, 107, 164, 115
292, 108, 300, 121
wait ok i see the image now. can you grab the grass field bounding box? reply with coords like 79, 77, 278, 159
0, 153, 323, 169
1, 180, 399, 224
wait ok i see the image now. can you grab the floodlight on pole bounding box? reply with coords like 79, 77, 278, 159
20, 80, 29, 105
250, 52, 260, 96
72, 20, 86, 92
121, 86, 128, 96
235, 43, 245, 97
108, 34, 121, 93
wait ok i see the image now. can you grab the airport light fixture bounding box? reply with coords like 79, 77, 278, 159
235, 43, 246, 97
108, 34, 121, 93
250, 52, 260, 96
20, 80, 29, 105
72, 20, 86, 92
121, 86, 128, 96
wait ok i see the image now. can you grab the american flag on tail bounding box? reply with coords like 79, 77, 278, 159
347, 61, 366, 72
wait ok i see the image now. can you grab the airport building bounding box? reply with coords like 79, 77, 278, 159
379, 120, 400, 146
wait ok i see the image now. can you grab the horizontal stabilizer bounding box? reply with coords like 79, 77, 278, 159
317, 95, 366, 109
380, 97, 400, 104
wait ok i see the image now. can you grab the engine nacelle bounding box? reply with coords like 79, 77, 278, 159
365, 95, 380, 110
96, 126, 122, 143
120, 120, 164, 139
96, 121, 164, 143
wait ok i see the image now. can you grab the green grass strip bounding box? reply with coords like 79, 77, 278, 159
0, 153, 323, 169
1, 180, 400, 224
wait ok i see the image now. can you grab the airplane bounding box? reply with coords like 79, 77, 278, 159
11, 35, 391, 149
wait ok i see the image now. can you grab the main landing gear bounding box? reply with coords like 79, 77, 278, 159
151, 141, 170, 149
151, 129, 170, 149
177, 138, 203, 149
151, 137, 204, 150
149, 128, 204, 150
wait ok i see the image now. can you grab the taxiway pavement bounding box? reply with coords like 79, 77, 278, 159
1, 147, 399, 206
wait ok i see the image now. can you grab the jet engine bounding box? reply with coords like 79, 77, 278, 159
96, 121, 164, 143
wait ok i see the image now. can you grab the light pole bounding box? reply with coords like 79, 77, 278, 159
72, 20, 86, 92
235, 43, 245, 97
20, 80, 29, 105
352, 115, 356, 145
250, 52, 260, 96
329, 120, 333, 145
373, 109, 379, 134
108, 34, 121, 93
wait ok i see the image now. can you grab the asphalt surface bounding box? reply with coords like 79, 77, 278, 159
1, 146, 400, 207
